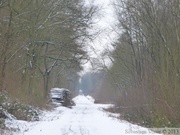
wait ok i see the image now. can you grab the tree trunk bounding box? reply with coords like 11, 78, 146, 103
0, 6, 13, 91
43, 72, 50, 98
0, 58, 6, 91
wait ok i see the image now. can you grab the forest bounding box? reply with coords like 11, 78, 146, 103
0, 0, 180, 128
94, 0, 180, 127
0, 0, 98, 105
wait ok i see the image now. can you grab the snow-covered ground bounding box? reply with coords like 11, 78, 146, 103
5, 95, 161, 135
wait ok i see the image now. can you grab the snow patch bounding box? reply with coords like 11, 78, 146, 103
72, 95, 93, 104
5, 95, 161, 135
86, 95, 95, 103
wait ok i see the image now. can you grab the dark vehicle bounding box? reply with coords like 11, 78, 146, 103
49, 88, 75, 107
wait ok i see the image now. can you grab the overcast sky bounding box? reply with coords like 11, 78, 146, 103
83, 0, 117, 72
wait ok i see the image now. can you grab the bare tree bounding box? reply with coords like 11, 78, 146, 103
99, 0, 180, 127
0, 0, 100, 104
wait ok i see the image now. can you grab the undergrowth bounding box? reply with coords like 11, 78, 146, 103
0, 92, 40, 129
104, 105, 179, 128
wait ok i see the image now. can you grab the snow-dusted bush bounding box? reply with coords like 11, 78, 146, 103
0, 92, 40, 129
4, 101, 40, 121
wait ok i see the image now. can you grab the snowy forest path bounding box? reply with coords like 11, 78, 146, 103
15, 95, 161, 135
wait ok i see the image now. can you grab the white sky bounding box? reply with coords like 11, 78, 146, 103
83, 0, 117, 72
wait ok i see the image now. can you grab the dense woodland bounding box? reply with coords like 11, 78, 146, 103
0, 0, 98, 105
1, 0, 180, 128
95, 0, 180, 127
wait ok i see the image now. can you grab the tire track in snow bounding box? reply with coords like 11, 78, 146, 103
14, 95, 162, 135
61, 105, 90, 135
